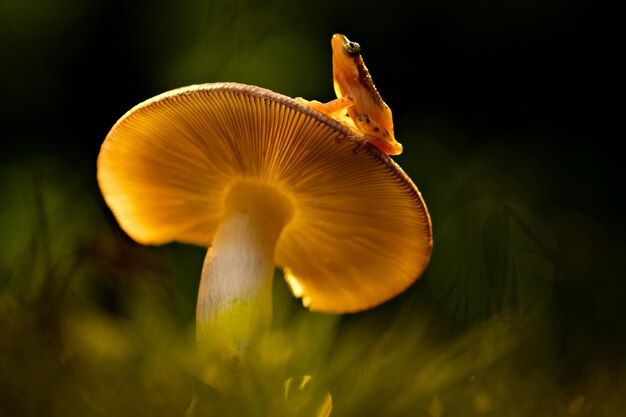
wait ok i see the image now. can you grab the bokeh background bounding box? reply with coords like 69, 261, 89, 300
0, 1, 621, 416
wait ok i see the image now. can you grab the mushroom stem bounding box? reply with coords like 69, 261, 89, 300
196, 184, 293, 361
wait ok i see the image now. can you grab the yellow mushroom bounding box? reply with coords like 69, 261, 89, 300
97, 82, 432, 359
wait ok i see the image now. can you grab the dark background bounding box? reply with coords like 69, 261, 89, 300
1, 1, 621, 416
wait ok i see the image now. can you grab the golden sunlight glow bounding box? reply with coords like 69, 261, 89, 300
98, 83, 432, 313
284, 268, 304, 298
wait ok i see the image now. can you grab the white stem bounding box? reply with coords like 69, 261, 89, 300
195, 184, 293, 363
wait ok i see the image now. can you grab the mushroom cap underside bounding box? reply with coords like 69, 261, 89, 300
98, 82, 432, 313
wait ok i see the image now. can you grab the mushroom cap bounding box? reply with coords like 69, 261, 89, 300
98, 83, 432, 313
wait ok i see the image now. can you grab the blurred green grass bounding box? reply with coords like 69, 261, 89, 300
2, 149, 624, 416
1, 0, 623, 416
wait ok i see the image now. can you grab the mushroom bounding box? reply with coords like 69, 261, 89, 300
97, 82, 432, 366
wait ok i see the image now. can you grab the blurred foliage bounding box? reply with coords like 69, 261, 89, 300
1, 0, 623, 416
